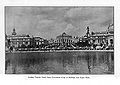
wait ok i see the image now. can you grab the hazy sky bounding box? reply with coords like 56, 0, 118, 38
5, 6, 113, 39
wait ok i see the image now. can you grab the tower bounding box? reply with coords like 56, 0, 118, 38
12, 28, 17, 35
86, 26, 90, 37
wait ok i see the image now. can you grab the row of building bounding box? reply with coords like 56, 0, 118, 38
5, 29, 48, 49
48, 24, 114, 48
5, 24, 114, 51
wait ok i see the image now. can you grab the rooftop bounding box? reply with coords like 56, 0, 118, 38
56, 32, 72, 38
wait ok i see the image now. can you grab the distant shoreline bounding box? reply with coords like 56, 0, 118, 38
6, 50, 114, 53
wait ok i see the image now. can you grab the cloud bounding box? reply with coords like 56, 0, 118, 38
6, 6, 113, 39
64, 7, 113, 32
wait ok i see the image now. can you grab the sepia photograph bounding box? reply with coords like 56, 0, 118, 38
5, 6, 114, 74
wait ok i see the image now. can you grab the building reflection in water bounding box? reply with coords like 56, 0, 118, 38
5, 51, 114, 74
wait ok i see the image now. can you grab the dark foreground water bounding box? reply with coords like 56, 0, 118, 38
5, 51, 114, 74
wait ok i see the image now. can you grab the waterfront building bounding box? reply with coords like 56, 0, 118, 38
6, 29, 49, 49
48, 38, 55, 44
56, 32, 73, 46
107, 24, 114, 46
33, 37, 45, 45
6, 24, 114, 51
75, 24, 114, 49
89, 24, 114, 47
47, 38, 58, 48
33, 36, 48, 47
72, 36, 79, 43
7, 28, 31, 48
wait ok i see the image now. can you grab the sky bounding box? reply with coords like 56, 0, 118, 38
5, 6, 113, 39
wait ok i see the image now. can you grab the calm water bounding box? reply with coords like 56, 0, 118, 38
5, 51, 114, 74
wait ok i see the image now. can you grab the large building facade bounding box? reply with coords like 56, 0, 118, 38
6, 28, 48, 50
89, 24, 114, 47
6, 28, 31, 48
71, 24, 114, 49
6, 24, 114, 51
56, 32, 73, 46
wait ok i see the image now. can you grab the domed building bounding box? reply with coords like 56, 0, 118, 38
56, 32, 73, 46
7, 28, 31, 48
89, 24, 114, 49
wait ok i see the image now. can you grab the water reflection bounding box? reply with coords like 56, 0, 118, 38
5, 51, 114, 74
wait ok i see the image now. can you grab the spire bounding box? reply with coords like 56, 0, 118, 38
86, 26, 90, 37
12, 28, 17, 35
